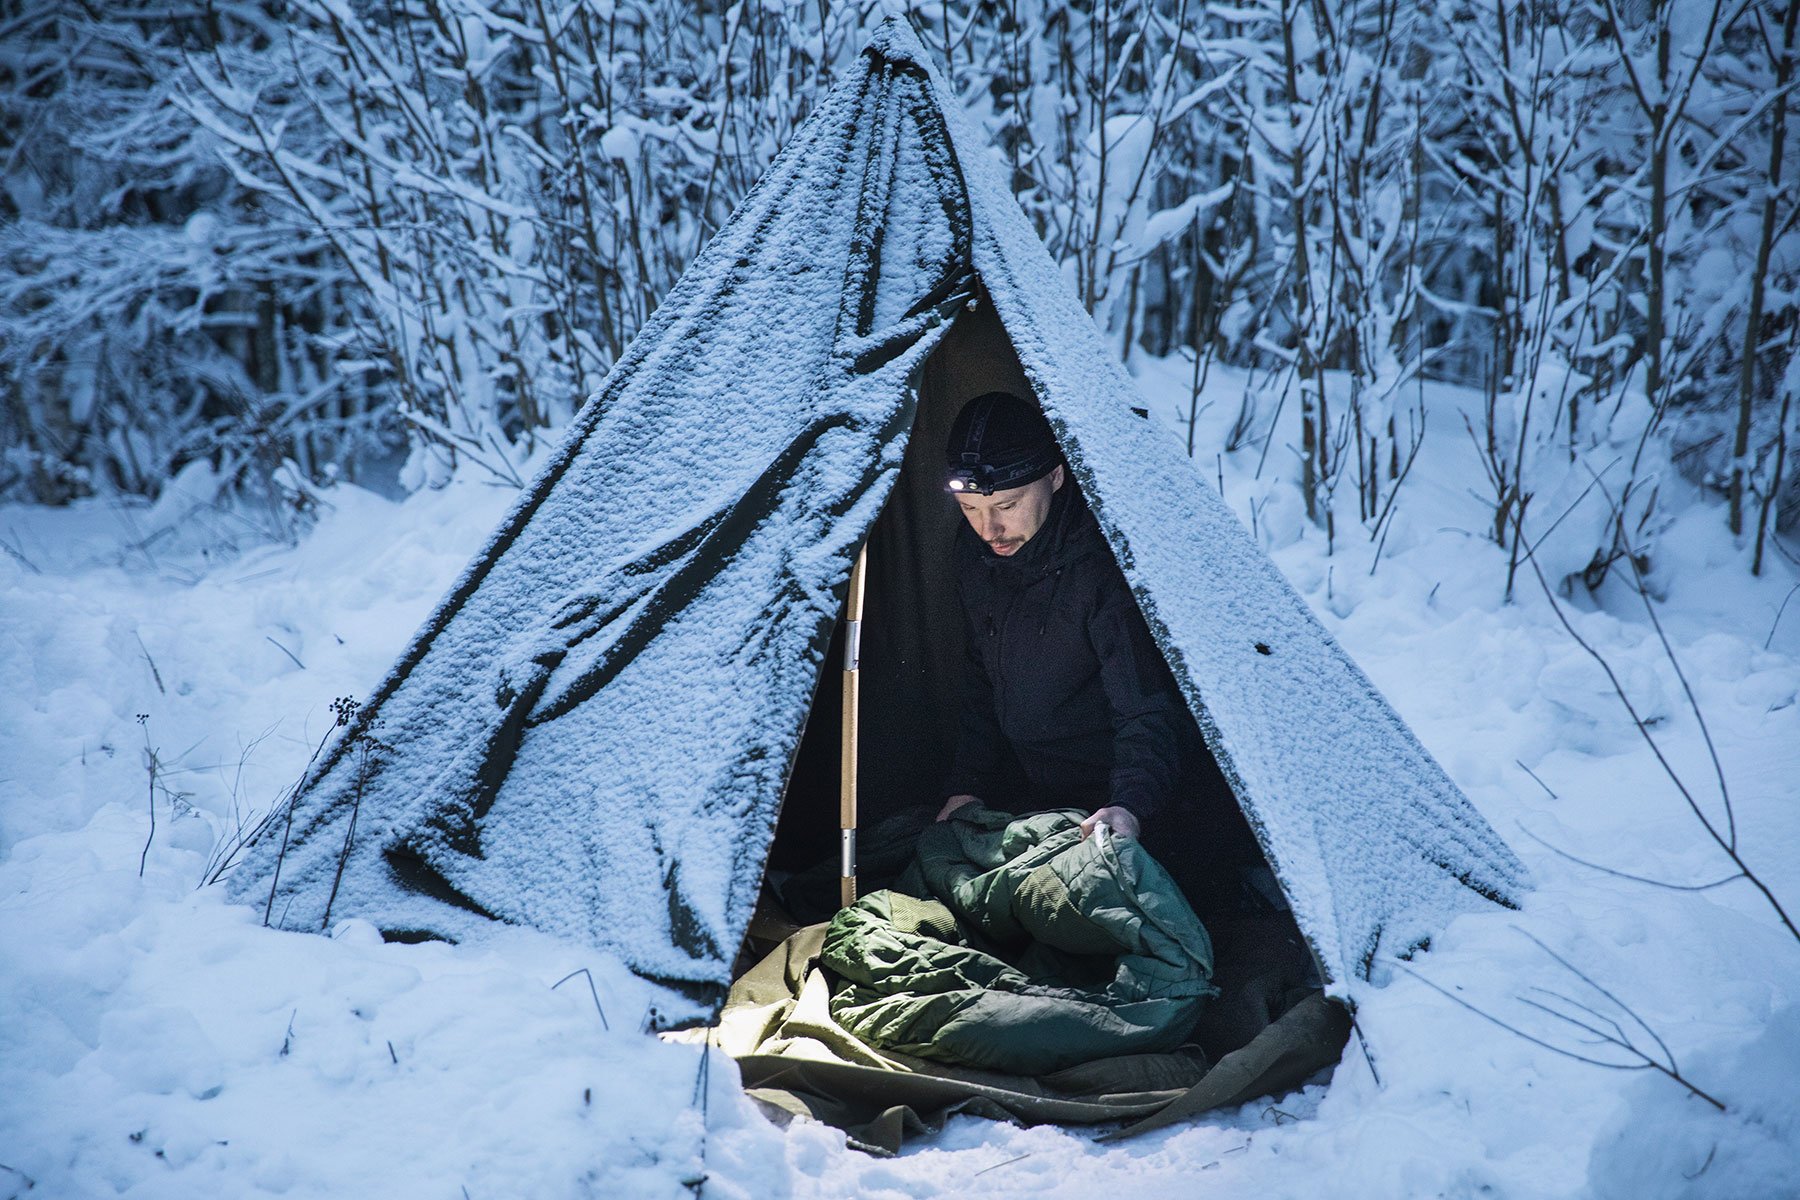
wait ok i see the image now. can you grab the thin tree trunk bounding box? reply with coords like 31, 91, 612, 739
1281, 0, 1320, 523
1731, 0, 1799, 536
1752, 372, 1793, 576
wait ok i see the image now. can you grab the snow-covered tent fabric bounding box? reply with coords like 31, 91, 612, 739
232, 18, 1526, 1002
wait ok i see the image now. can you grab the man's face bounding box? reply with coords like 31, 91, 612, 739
954, 465, 1065, 557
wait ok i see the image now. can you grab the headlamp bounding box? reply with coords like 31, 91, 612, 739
943, 447, 1060, 497
945, 464, 995, 495
943, 392, 1062, 496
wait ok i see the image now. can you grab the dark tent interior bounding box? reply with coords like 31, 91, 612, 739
757, 291, 1337, 1076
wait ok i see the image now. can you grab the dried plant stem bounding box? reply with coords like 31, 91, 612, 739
137, 714, 156, 877
1516, 512, 1799, 946
1403, 930, 1729, 1112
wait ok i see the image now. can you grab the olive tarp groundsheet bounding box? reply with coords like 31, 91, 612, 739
707, 930, 1350, 1156
689, 808, 1350, 1154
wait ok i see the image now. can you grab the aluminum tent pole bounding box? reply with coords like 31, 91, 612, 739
839, 543, 869, 909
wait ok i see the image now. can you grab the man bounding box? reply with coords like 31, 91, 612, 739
934, 392, 1252, 893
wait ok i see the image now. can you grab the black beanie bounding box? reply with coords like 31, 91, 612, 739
943, 392, 1061, 495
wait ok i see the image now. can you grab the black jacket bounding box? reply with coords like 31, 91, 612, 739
944, 482, 1211, 830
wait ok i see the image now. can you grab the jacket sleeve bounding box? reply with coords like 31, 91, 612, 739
943, 592, 1008, 801
1087, 578, 1186, 826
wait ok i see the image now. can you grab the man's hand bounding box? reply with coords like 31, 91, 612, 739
1080, 806, 1141, 840
937, 794, 980, 821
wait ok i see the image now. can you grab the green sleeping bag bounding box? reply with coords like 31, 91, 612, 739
822, 806, 1218, 1075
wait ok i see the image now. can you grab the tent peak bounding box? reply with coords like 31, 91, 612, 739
862, 13, 936, 71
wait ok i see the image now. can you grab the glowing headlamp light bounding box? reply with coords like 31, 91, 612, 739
944, 448, 1059, 497
945, 466, 994, 494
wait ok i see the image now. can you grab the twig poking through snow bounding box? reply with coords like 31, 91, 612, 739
973, 1153, 1032, 1177
322, 732, 386, 930
550, 968, 610, 1031
1350, 1018, 1382, 1088
1516, 823, 1744, 893
1401, 930, 1729, 1112
134, 633, 165, 695
254, 697, 359, 922
1514, 508, 1800, 945
137, 714, 155, 877
1195, 1141, 1252, 1170
682, 1033, 712, 1197
0, 531, 40, 574
1622, 545, 1734, 852
265, 636, 306, 670
1514, 760, 1558, 801
1766, 584, 1800, 650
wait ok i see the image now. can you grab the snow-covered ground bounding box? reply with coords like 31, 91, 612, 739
3, 364, 1797, 1199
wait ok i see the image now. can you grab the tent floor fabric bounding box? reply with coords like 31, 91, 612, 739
702, 928, 1353, 1151
686, 892, 1351, 1155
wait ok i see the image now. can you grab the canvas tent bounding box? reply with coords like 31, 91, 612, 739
234, 17, 1525, 1084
